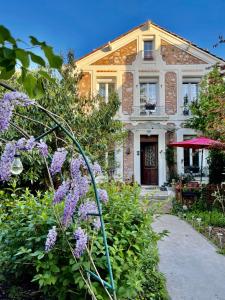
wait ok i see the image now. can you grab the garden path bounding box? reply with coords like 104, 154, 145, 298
152, 214, 225, 300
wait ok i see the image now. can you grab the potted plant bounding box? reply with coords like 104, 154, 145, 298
145, 102, 156, 110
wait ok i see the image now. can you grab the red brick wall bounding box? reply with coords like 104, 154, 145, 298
165, 72, 177, 115
123, 130, 134, 182
78, 72, 91, 98
161, 39, 207, 65
122, 72, 133, 114
92, 40, 137, 65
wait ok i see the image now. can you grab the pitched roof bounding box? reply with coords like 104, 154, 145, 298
76, 20, 225, 63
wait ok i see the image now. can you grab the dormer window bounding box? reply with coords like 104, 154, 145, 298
143, 40, 153, 60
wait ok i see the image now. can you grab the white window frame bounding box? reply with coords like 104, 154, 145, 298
139, 77, 159, 109
142, 39, 154, 61
97, 78, 116, 103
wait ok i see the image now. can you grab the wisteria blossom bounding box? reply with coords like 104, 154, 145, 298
45, 226, 57, 252
16, 137, 36, 151
92, 161, 102, 176
0, 98, 14, 133
37, 140, 49, 157
3, 92, 35, 107
53, 180, 70, 204
50, 148, 67, 176
0, 92, 34, 133
73, 227, 88, 258
0, 142, 16, 182
62, 190, 80, 227
78, 200, 98, 220
97, 189, 108, 203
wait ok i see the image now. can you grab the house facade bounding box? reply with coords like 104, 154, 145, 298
76, 21, 223, 186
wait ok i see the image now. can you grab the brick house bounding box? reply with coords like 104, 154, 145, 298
76, 21, 224, 186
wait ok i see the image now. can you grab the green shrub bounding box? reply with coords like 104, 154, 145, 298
186, 210, 225, 228
0, 182, 167, 300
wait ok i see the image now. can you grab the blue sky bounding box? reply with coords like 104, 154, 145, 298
0, 0, 224, 60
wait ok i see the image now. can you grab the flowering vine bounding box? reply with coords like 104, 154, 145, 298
0, 90, 115, 299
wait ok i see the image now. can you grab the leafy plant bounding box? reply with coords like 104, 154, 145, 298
0, 182, 168, 299
0, 25, 62, 98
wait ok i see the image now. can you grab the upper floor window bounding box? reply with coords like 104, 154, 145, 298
182, 78, 200, 115
140, 78, 158, 112
143, 40, 153, 60
98, 80, 115, 103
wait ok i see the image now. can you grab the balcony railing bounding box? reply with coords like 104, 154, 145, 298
131, 105, 167, 118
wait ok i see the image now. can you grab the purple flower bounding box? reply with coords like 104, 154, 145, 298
53, 180, 70, 204
37, 140, 48, 157
97, 189, 108, 203
92, 162, 102, 176
0, 92, 34, 133
62, 190, 79, 228
50, 148, 67, 176
45, 226, 57, 252
0, 142, 16, 182
78, 175, 89, 197
73, 227, 88, 258
16, 137, 36, 151
78, 200, 98, 220
3, 92, 35, 106
0, 98, 13, 133
70, 157, 82, 180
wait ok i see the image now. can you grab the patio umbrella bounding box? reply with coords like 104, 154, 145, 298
169, 137, 225, 182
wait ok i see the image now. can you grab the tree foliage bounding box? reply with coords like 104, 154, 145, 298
0, 25, 62, 98
187, 67, 225, 141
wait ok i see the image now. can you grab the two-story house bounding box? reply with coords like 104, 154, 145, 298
76, 21, 224, 186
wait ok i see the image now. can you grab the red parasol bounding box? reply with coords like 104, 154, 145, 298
169, 136, 225, 150
169, 137, 225, 182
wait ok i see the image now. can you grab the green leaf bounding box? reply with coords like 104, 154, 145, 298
42, 45, 62, 69
0, 67, 15, 79
15, 48, 30, 68
0, 25, 16, 44
23, 73, 37, 97
29, 36, 45, 46
39, 70, 55, 83
29, 52, 46, 67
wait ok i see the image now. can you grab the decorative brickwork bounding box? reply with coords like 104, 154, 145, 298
123, 130, 134, 182
161, 39, 207, 65
165, 72, 177, 115
122, 72, 133, 115
92, 40, 137, 65
78, 72, 91, 97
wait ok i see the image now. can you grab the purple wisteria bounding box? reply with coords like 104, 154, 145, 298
50, 148, 67, 176
45, 226, 57, 252
37, 140, 49, 158
16, 137, 36, 151
0, 142, 16, 182
73, 227, 88, 258
62, 190, 80, 228
97, 189, 108, 203
0, 92, 34, 133
78, 200, 98, 220
53, 180, 70, 204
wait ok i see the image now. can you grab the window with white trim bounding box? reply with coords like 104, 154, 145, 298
183, 135, 200, 173
97, 79, 115, 103
139, 78, 158, 112
182, 78, 200, 115
143, 40, 153, 60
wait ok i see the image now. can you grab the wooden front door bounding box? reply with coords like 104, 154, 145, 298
141, 136, 158, 185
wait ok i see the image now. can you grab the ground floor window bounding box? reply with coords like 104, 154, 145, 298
183, 135, 199, 173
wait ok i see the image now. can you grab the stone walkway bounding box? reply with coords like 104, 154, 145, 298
152, 215, 225, 300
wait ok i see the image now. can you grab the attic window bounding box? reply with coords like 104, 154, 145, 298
143, 41, 153, 60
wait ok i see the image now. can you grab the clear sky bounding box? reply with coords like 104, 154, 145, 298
0, 0, 224, 60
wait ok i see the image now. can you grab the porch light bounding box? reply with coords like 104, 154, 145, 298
11, 154, 23, 175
